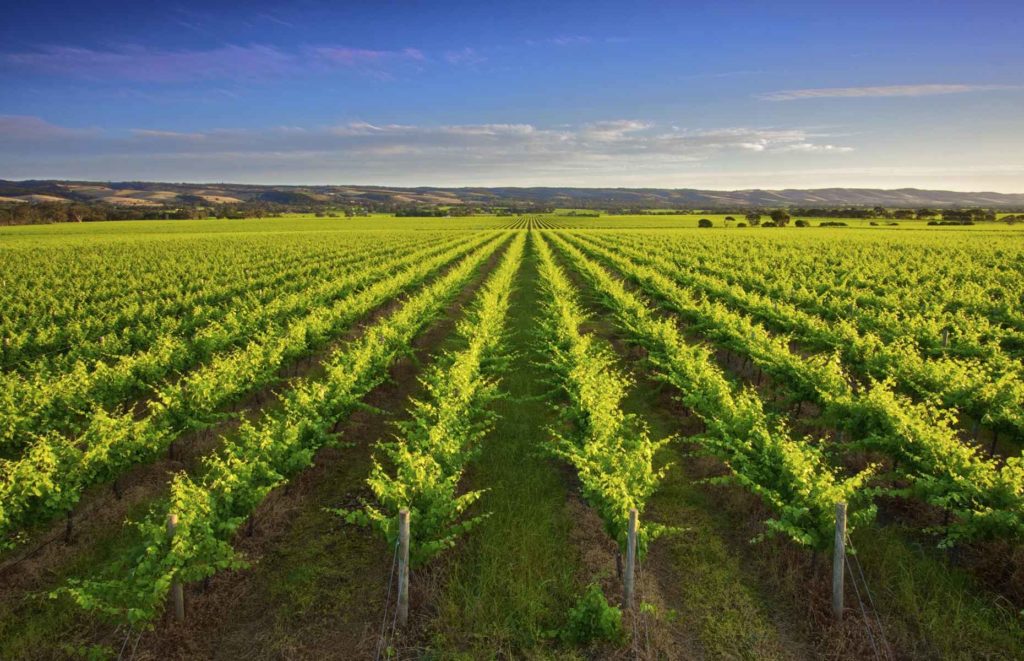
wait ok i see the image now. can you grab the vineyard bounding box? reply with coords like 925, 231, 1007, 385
1, 216, 1022, 659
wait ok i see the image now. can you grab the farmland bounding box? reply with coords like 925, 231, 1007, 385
1, 216, 1023, 659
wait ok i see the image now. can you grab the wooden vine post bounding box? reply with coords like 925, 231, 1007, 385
167, 514, 185, 622
832, 502, 847, 621
397, 508, 410, 627
624, 507, 638, 608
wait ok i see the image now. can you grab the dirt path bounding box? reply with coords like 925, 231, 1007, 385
420, 236, 583, 657
422, 233, 807, 659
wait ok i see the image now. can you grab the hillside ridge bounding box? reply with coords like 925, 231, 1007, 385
1, 180, 1022, 208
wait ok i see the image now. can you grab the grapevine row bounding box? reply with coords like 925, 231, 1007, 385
57, 234, 509, 623
0, 233, 497, 548
0, 233, 462, 455
586, 232, 1024, 442
544, 232, 875, 551
340, 233, 526, 564
534, 232, 671, 551
623, 231, 1024, 355
1, 236, 367, 374
563, 232, 1024, 545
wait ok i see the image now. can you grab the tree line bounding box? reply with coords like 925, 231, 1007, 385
2, 200, 1021, 227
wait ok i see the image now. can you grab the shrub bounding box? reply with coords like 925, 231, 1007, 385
819, 221, 848, 227
697, 218, 713, 228
795, 219, 809, 227
560, 584, 625, 645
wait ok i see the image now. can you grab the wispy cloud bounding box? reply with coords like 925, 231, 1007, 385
548, 35, 592, 46
311, 46, 424, 66
0, 115, 99, 140
444, 47, 486, 66
524, 35, 620, 47
257, 12, 296, 29
679, 69, 769, 80
1, 44, 427, 82
129, 128, 207, 141
0, 116, 853, 184
309, 46, 424, 79
760, 83, 1020, 101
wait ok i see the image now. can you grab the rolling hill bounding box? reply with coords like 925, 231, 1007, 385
0, 180, 1022, 209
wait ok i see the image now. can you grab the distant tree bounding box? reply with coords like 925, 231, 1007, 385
916, 208, 938, 219
769, 210, 791, 227
745, 212, 761, 226
698, 218, 713, 228
941, 209, 972, 223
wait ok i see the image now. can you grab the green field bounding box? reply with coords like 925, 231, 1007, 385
1, 215, 1023, 659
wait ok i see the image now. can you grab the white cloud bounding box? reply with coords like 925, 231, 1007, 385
580, 120, 653, 142
760, 83, 1020, 101
3, 118, 854, 160
775, 143, 854, 153
0, 116, 856, 184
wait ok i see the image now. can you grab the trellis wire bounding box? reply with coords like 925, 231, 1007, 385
374, 538, 401, 661
116, 624, 133, 660
847, 533, 894, 660
844, 533, 893, 661
638, 550, 652, 656
116, 623, 144, 661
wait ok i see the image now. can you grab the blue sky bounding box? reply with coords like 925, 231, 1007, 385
0, 0, 1021, 190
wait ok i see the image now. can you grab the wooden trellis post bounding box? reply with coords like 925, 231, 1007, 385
624, 508, 638, 608
832, 502, 847, 621
397, 508, 410, 627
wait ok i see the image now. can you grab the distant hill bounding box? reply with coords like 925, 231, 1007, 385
1, 180, 1023, 209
